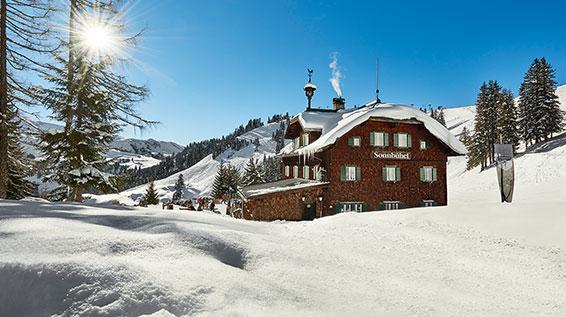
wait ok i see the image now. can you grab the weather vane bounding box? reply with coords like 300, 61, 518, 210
307, 68, 313, 83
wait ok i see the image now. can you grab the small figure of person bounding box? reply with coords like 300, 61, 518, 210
209, 201, 215, 212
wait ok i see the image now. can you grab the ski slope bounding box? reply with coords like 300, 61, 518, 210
88, 121, 288, 205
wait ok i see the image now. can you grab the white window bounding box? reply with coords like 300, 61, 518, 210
293, 166, 299, 178
302, 134, 310, 146
422, 200, 436, 207
383, 166, 400, 182
395, 133, 410, 148
381, 201, 402, 210
303, 166, 310, 179
293, 137, 300, 149
420, 140, 430, 150
313, 166, 323, 181
285, 165, 290, 177
370, 132, 388, 147
341, 165, 360, 181
338, 202, 365, 213
420, 166, 437, 182
348, 136, 361, 147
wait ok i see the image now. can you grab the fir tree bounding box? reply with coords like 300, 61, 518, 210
140, 181, 159, 206
467, 81, 500, 170
0, 0, 53, 198
538, 58, 564, 139
172, 174, 185, 201
459, 127, 471, 146
211, 162, 241, 199
6, 105, 37, 199
496, 89, 520, 151
40, 1, 153, 201
242, 158, 264, 186
518, 58, 564, 145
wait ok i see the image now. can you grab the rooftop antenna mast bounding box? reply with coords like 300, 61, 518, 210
375, 58, 382, 104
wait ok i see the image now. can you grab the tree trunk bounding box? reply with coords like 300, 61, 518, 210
64, 0, 77, 134
0, 0, 9, 198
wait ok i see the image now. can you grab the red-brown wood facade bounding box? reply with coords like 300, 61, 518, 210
243, 112, 460, 221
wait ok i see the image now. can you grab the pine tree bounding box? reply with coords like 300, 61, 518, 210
436, 107, 446, 127
40, 1, 153, 202
172, 174, 185, 201
467, 81, 500, 170
0, 0, 53, 198
6, 105, 37, 199
242, 158, 264, 186
140, 181, 159, 206
496, 89, 520, 151
538, 58, 564, 139
459, 127, 471, 146
518, 58, 564, 145
211, 162, 241, 199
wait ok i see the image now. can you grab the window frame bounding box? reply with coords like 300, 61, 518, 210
420, 139, 431, 150
293, 165, 299, 178
420, 166, 438, 182
284, 165, 290, 177
348, 136, 361, 147
303, 165, 310, 179
370, 131, 389, 147
302, 133, 310, 146
383, 165, 401, 182
394, 132, 412, 148
341, 165, 361, 182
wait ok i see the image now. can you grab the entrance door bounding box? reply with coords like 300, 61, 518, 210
302, 202, 316, 220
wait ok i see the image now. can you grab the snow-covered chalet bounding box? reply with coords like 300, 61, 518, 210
239, 76, 466, 221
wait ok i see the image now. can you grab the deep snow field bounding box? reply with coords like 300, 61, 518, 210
2, 141, 566, 316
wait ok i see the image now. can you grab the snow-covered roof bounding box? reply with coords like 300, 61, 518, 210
283, 102, 467, 156
304, 82, 317, 90
240, 179, 328, 199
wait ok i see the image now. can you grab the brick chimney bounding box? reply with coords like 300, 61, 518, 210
333, 97, 345, 111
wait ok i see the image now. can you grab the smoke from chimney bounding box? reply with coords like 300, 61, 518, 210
329, 52, 342, 97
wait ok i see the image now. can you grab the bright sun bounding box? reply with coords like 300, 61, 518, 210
77, 17, 121, 60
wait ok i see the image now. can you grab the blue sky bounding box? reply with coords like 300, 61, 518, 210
111, 0, 566, 145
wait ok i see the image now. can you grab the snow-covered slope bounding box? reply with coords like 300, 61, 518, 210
89, 121, 288, 205
109, 138, 184, 157
2, 158, 566, 316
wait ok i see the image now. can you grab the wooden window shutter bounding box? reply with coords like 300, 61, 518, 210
384, 133, 389, 146
382, 166, 387, 181
395, 167, 401, 181
340, 166, 346, 181
419, 167, 424, 181
407, 134, 412, 147
432, 167, 438, 181
348, 137, 353, 146
393, 133, 399, 147
369, 132, 375, 146
355, 166, 361, 181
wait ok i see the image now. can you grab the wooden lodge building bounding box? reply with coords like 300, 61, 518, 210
239, 77, 466, 221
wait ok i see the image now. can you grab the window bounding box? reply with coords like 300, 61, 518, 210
420, 140, 431, 150
293, 166, 299, 178
313, 166, 323, 181
383, 165, 401, 182
303, 134, 310, 146
379, 201, 403, 210
303, 166, 310, 179
285, 165, 290, 177
293, 137, 300, 149
370, 132, 389, 147
394, 132, 412, 148
336, 202, 367, 213
421, 200, 437, 207
340, 165, 361, 181
420, 166, 438, 182
348, 136, 361, 147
